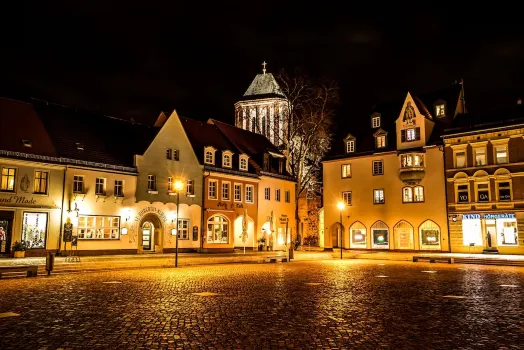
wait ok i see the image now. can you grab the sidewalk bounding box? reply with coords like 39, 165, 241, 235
0, 249, 522, 276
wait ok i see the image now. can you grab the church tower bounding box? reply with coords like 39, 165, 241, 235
234, 62, 289, 146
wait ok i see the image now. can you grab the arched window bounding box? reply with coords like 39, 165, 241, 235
371, 220, 389, 249
419, 220, 441, 250
222, 151, 232, 168
240, 156, 248, 171
204, 147, 215, 165
394, 220, 414, 249
349, 221, 367, 248
207, 215, 229, 244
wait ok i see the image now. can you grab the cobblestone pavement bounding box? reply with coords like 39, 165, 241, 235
0, 261, 522, 349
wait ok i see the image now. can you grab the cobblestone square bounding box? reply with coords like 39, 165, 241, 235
0, 260, 523, 349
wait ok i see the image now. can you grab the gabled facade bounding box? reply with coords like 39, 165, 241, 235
443, 103, 524, 255
323, 85, 465, 252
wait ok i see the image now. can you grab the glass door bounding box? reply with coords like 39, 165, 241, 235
0, 218, 12, 254
484, 220, 497, 249
142, 222, 154, 251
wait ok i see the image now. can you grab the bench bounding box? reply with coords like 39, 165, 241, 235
264, 256, 289, 263
0, 265, 39, 278
413, 256, 454, 264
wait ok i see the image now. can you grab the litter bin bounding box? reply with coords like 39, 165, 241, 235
46, 252, 55, 275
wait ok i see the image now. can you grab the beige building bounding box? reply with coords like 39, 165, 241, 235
323, 86, 466, 251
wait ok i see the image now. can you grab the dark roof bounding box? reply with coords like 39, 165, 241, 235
328, 85, 463, 160
444, 104, 524, 136
242, 73, 286, 99
0, 98, 57, 157
179, 116, 258, 175
33, 101, 159, 168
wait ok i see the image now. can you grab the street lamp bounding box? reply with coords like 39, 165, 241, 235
174, 179, 184, 268
337, 201, 345, 260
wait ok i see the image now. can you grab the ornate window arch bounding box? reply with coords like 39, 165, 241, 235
419, 220, 441, 250
204, 146, 216, 165
207, 215, 230, 244
349, 221, 367, 248
393, 220, 414, 249
371, 220, 389, 249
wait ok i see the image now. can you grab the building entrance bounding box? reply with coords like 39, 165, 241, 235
0, 211, 14, 255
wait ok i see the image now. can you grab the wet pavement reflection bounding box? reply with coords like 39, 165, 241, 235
0, 260, 522, 349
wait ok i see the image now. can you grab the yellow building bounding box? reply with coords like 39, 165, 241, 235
323, 86, 466, 252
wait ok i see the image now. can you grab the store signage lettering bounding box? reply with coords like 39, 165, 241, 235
478, 191, 489, 202
0, 196, 37, 205
134, 206, 167, 223
463, 213, 515, 220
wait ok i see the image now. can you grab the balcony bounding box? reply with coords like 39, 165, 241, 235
398, 153, 425, 185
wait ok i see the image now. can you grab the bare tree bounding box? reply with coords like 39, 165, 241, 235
276, 69, 339, 244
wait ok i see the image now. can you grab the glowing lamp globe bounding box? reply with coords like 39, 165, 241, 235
337, 202, 345, 211
174, 180, 184, 191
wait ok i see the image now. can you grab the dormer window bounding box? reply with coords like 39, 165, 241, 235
222, 151, 233, 168
376, 135, 386, 148
21, 139, 32, 148
346, 140, 355, 153
435, 103, 446, 117
239, 154, 249, 171
204, 147, 216, 165
401, 127, 420, 143
372, 116, 380, 128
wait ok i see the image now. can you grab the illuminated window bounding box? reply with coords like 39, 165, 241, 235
372, 116, 380, 128
373, 189, 384, 204
147, 175, 156, 191
223, 152, 232, 168
78, 215, 120, 240
34, 171, 48, 194
456, 151, 466, 168
342, 191, 352, 206
495, 146, 508, 164
246, 185, 254, 203
402, 127, 420, 142
376, 135, 386, 148
177, 219, 190, 240
435, 104, 445, 117
207, 215, 229, 244
73, 175, 84, 194
406, 128, 416, 141
21, 212, 48, 249
372, 160, 383, 175
222, 182, 230, 200
419, 220, 441, 250
402, 187, 413, 203
341, 164, 351, 178
371, 221, 389, 248
346, 140, 355, 153
234, 184, 242, 202
208, 180, 217, 199
239, 155, 248, 171
204, 147, 215, 165
475, 148, 486, 166
95, 178, 106, 195
400, 154, 424, 168
1, 168, 17, 192
114, 180, 124, 197
413, 186, 424, 202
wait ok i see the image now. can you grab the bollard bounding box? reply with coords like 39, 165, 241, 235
45, 252, 55, 275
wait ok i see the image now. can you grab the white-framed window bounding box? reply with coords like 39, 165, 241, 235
208, 180, 218, 199
341, 164, 351, 178
285, 190, 291, 203
495, 145, 508, 164
346, 140, 355, 153
400, 154, 424, 168
406, 128, 416, 141
173, 149, 179, 161
78, 215, 120, 240
95, 178, 106, 195
207, 215, 229, 244
114, 180, 124, 197
239, 155, 249, 171
246, 185, 254, 203
222, 181, 230, 200
222, 152, 232, 168
403, 186, 424, 203
435, 104, 446, 117
376, 135, 386, 148
34, 171, 49, 194
475, 148, 486, 166
402, 127, 420, 142
168, 177, 173, 192
342, 191, 352, 206
204, 147, 215, 165
372, 116, 380, 128
186, 179, 194, 195
264, 187, 270, 200
166, 149, 172, 160
456, 151, 466, 168
414, 186, 424, 202
234, 184, 242, 202
275, 189, 281, 202
73, 175, 84, 194
177, 219, 190, 240
403, 187, 413, 203
373, 189, 384, 204
21, 212, 48, 249
372, 160, 383, 175
147, 175, 156, 191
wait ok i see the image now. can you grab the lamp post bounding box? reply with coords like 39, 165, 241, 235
337, 201, 345, 260
174, 179, 184, 268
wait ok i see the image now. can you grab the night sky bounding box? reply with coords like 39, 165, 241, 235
2, 2, 523, 140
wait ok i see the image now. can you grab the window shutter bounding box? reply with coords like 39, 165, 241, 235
401, 130, 406, 142
415, 127, 421, 140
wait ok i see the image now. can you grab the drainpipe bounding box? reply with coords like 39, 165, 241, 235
201, 171, 210, 253
441, 145, 452, 252
57, 166, 67, 256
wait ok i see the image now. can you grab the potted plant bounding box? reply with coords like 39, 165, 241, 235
257, 237, 266, 251
12, 241, 26, 258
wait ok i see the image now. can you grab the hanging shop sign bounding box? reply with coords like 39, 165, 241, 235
134, 206, 168, 223
462, 213, 515, 220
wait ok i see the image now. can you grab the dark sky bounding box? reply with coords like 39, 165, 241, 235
2, 2, 523, 137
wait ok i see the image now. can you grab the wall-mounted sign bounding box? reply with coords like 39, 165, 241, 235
63, 222, 73, 242
134, 206, 167, 223
462, 213, 515, 220
0, 196, 37, 205
279, 214, 288, 224
478, 191, 489, 202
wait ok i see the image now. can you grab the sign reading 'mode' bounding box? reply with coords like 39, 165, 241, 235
0, 196, 37, 205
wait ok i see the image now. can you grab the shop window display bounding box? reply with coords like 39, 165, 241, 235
394, 221, 413, 249
419, 220, 441, 250
462, 217, 482, 246
350, 222, 367, 248
371, 221, 389, 249
207, 215, 229, 244
21, 212, 48, 249
496, 218, 518, 246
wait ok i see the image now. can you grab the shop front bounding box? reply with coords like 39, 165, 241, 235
450, 212, 523, 254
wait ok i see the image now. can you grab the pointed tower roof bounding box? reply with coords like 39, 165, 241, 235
242, 64, 286, 99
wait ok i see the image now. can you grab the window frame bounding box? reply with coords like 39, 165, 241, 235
413, 186, 424, 203
346, 140, 355, 153
206, 215, 230, 244
373, 189, 385, 204
114, 180, 124, 197
73, 175, 84, 194
204, 147, 216, 165
95, 177, 106, 196
186, 179, 195, 196
77, 214, 120, 240
246, 185, 254, 204
474, 147, 487, 166
376, 135, 386, 148
456, 183, 470, 204
222, 151, 233, 168
342, 191, 352, 206
264, 187, 270, 201
147, 175, 156, 191
234, 183, 242, 202
208, 179, 218, 200
496, 180, 512, 202
166, 149, 172, 160
341, 164, 351, 179
285, 190, 291, 203
1, 167, 17, 192
372, 116, 380, 128
372, 160, 383, 176
476, 182, 490, 203
239, 155, 249, 171
402, 187, 413, 203
221, 181, 230, 201
275, 188, 281, 202
33, 170, 49, 195
435, 103, 446, 117
177, 219, 190, 240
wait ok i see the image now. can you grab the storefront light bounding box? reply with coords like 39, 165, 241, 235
171, 228, 177, 236
121, 227, 128, 235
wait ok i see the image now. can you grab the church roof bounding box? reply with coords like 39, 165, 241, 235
243, 73, 286, 99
